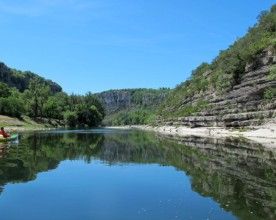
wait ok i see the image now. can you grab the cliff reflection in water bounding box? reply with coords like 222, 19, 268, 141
0, 129, 276, 220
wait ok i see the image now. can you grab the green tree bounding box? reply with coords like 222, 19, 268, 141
43, 96, 62, 119
24, 78, 51, 118
63, 111, 78, 127
84, 92, 105, 118
0, 96, 25, 118
76, 105, 103, 127
0, 82, 11, 98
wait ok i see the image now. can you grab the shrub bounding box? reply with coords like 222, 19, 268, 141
0, 82, 11, 98
269, 65, 276, 80
63, 111, 78, 128
0, 96, 25, 118
264, 88, 276, 100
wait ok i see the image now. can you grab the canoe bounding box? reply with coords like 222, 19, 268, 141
0, 134, 19, 142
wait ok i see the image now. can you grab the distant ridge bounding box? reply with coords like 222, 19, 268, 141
95, 88, 170, 125
0, 62, 62, 93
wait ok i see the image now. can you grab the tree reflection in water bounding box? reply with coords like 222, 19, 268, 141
0, 129, 275, 220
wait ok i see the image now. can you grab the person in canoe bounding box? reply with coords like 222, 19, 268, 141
0, 127, 10, 138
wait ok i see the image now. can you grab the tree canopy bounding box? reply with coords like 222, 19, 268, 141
0, 79, 105, 128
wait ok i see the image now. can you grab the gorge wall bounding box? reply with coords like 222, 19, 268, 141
96, 88, 170, 114
157, 6, 276, 128
160, 48, 276, 127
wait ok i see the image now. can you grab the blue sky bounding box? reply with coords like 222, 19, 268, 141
0, 0, 275, 94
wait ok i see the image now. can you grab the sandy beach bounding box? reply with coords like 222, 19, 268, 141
108, 121, 276, 148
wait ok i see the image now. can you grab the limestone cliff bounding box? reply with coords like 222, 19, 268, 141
160, 48, 276, 127
158, 6, 276, 127
96, 88, 169, 115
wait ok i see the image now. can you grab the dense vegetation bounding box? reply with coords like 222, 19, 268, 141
159, 5, 276, 118
0, 62, 62, 93
103, 108, 157, 126
0, 77, 105, 127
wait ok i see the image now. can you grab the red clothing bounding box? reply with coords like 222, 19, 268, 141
0, 130, 10, 138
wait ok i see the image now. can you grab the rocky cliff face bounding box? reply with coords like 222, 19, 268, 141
96, 89, 169, 114
161, 48, 276, 127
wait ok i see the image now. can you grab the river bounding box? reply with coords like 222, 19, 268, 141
0, 129, 275, 220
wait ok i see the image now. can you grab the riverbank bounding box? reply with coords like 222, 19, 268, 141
108, 120, 276, 148
0, 115, 59, 132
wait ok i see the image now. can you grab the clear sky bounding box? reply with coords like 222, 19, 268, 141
0, 0, 275, 94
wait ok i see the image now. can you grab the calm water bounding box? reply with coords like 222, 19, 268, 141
0, 129, 276, 220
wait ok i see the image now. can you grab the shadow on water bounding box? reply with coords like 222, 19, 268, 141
0, 129, 275, 220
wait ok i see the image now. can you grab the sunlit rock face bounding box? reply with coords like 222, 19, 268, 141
160, 47, 276, 128
96, 89, 169, 114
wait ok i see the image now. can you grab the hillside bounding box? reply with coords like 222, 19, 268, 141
96, 88, 170, 125
0, 62, 62, 93
0, 62, 105, 128
158, 5, 276, 127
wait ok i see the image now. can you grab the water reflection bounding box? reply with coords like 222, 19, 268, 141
0, 129, 275, 220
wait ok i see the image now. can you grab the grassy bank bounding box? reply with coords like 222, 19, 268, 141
0, 115, 63, 132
